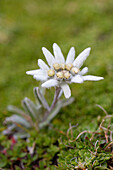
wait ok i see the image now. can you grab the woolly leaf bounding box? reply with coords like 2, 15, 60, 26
5, 115, 31, 128
34, 87, 49, 110
22, 97, 41, 120
39, 103, 62, 129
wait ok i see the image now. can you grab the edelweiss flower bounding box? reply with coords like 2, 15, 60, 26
26, 43, 104, 98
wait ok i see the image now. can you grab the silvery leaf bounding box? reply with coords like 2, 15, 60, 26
34, 87, 49, 111
7, 105, 25, 115
58, 89, 63, 99
14, 133, 30, 139
39, 86, 46, 95
5, 115, 31, 128
7, 105, 32, 122
39, 103, 62, 129
3, 124, 16, 135
22, 98, 37, 121
22, 97, 41, 120
59, 97, 74, 107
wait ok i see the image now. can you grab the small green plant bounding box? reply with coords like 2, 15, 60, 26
2, 43, 105, 169
57, 106, 113, 169
3, 43, 103, 138
0, 130, 60, 169
3, 87, 74, 138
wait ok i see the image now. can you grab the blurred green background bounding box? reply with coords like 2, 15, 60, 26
0, 0, 113, 125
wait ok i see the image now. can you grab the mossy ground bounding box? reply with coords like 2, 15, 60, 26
0, 0, 113, 169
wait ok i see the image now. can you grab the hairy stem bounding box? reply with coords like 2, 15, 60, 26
43, 87, 61, 121
49, 87, 61, 112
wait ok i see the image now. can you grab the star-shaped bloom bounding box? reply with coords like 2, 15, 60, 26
26, 43, 104, 98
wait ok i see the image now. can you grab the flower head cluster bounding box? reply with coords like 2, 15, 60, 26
26, 43, 104, 98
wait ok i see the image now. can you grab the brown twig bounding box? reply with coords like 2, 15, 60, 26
104, 141, 113, 152
99, 115, 113, 143
96, 104, 108, 115
110, 131, 113, 142
66, 123, 78, 139
75, 130, 92, 141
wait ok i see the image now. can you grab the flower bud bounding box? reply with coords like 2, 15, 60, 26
71, 67, 79, 74
60, 63, 65, 70
48, 69, 55, 77
56, 71, 63, 79
53, 63, 60, 70
64, 71, 71, 79
65, 63, 73, 71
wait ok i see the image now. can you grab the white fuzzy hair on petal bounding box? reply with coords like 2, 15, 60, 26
53, 43, 65, 63
61, 84, 71, 98
42, 47, 55, 67
38, 59, 49, 70
80, 67, 88, 75
82, 75, 104, 81
66, 47, 75, 64
34, 74, 48, 81
71, 75, 84, 83
26, 69, 40, 75
42, 79, 59, 88
73, 47, 91, 68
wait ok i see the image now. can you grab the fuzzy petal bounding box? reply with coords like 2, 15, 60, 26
42, 47, 55, 67
79, 67, 88, 75
66, 47, 75, 64
82, 75, 104, 81
73, 47, 91, 68
42, 79, 59, 88
38, 59, 49, 70
26, 69, 46, 76
61, 84, 71, 98
53, 43, 65, 63
71, 75, 84, 83
33, 74, 48, 81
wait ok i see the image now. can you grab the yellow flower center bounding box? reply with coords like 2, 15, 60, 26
60, 63, 65, 70
63, 71, 71, 79
56, 70, 71, 79
65, 63, 73, 71
53, 63, 60, 70
71, 67, 79, 74
56, 71, 64, 79
48, 63, 79, 80
48, 69, 55, 77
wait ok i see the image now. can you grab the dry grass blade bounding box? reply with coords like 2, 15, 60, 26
96, 104, 108, 115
